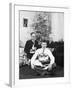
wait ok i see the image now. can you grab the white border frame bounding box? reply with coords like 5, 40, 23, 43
9, 3, 70, 87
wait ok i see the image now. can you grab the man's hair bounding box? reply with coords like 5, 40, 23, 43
30, 32, 36, 36
36, 31, 41, 34
41, 40, 47, 43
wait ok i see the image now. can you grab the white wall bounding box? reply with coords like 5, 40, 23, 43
50, 13, 64, 41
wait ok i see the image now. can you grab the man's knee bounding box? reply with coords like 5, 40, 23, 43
52, 63, 56, 69
47, 63, 56, 71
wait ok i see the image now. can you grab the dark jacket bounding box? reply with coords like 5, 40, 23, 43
24, 40, 39, 59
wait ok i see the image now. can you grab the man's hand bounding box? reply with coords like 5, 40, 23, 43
31, 64, 35, 69
48, 64, 52, 71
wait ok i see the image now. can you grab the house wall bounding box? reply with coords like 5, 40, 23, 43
50, 12, 64, 42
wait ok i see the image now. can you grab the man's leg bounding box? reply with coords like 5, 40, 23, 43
47, 63, 56, 74
33, 60, 46, 75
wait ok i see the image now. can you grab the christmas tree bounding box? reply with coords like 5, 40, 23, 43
31, 12, 52, 40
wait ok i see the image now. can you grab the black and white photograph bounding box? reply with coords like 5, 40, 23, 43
0, 0, 71, 89
19, 10, 64, 79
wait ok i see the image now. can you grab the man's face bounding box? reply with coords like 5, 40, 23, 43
31, 33, 36, 41
41, 42, 47, 49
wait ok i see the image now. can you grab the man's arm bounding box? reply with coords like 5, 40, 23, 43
24, 41, 30, 54
31, 50, 38, 69
43, 49, 55, 70
47, 49, 55, 65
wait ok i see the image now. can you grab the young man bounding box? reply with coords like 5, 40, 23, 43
24, 32, 39, 60
31, 40, 56, 75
